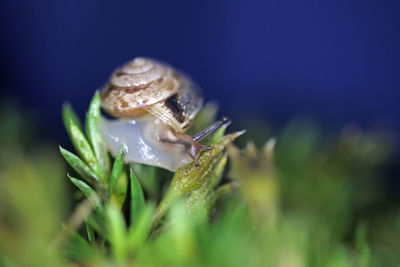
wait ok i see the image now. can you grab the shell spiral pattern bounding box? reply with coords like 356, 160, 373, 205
101, 57, 181, 118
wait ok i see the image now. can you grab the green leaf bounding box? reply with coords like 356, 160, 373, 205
109, 146, 125, 194
62, 104, 101, 179
204, 182, 239, 213
130, 169, 145, 224
59, 146, 99, 184
106, 204, 127, 262
130, 163, 159, 199
62, 231, 96, 261
167, 201, 198, 259
209, 125, 227, 145
85, 214, 107, 238
127, 204, 154, 250
206, 152, 228, 190
152, 131, 245, 228
69, 176, 104, 218
62, 103, 83, 132
355, 222, 370, 267
185, 153, 228, 211
86, 92, 110, 180
85, 220, 95, 246
173, 131, 245, 194
110, 171, 128, 210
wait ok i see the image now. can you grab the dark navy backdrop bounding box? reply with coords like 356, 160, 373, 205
1, 0, 399, 138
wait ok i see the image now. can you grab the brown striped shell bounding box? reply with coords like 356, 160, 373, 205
100, 57, 203, 132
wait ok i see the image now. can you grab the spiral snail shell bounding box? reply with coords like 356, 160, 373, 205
101, 57, 202, 131
98, 57, 229, 172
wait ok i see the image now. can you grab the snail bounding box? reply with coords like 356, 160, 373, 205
98, 57, 230, 172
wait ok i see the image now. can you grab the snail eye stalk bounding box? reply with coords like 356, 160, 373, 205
193, 116, 231, 142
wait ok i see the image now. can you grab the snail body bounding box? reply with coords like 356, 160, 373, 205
99, 115, 192, 171
99, 57, 227, 172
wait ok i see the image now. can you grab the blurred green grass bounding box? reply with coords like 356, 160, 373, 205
0, 100, 399, 267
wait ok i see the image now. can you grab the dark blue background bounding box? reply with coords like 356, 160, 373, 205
1, 0, 399, 139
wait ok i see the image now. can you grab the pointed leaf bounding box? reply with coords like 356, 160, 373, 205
62, 104, 101, 178
110, 171, 128, 210
152, 131, 245, 228
130, 163, 159, 199
206, 152, 228, 190
208, 125, 227, 145
130, 169, 145, 224
204, 182, 239, 213
62, 103, 83, 132
109, 146, 125, 194
85, 221, 95, 246
62, 231, 96, 261
86, 92, 110, 179
106, 204, 127, 262
59, 146, 99, 184
85, 214, 107, 238
173, 130, 245, 194
185, 153, 228, 211
127, 204, 154, 250
69, 176, 104, 218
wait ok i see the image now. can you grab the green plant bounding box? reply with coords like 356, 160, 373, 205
57, 93, 243, 263
1, 95, 399, 266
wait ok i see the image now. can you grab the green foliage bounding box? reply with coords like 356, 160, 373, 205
62, 103, 101, 178
69, 176, 105, 218
130, 170, 145, 223
59, 146, 99, 184
0, 140, 68, 266
1, 94, 400, 266
109, 146, 125, 195
85, 92, 111, 179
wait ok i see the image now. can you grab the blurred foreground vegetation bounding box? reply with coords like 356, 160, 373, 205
0, 97, 399, 266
